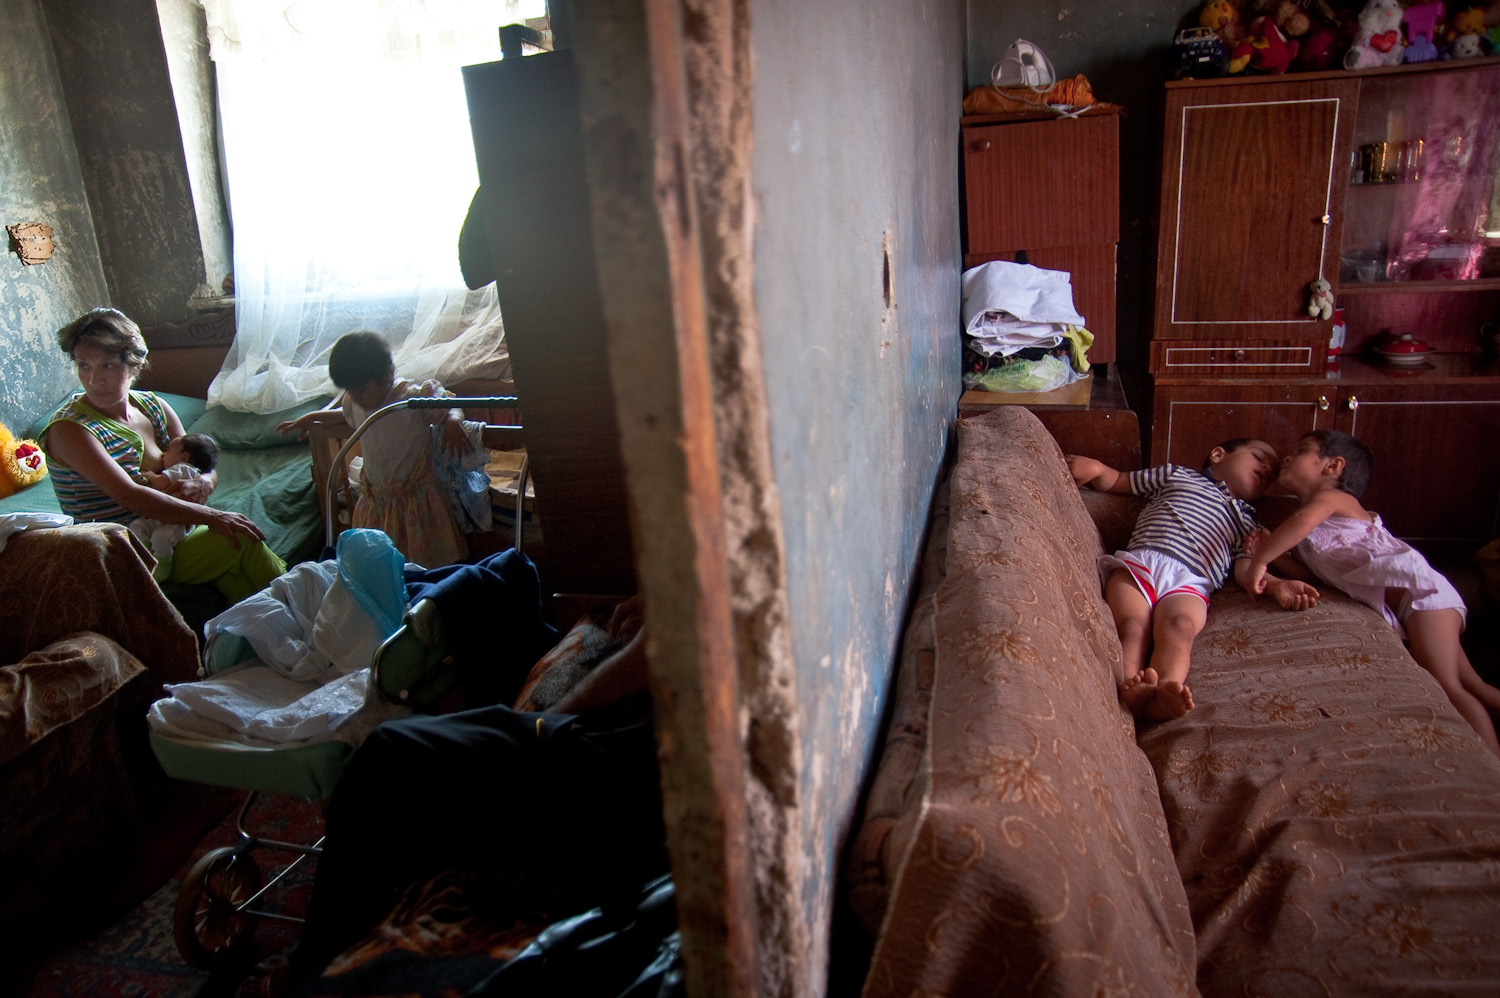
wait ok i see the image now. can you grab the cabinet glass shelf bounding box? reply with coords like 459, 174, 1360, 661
1337, 278, 1500, 295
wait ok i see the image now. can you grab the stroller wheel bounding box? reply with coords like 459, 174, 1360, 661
174, 846, 264, 968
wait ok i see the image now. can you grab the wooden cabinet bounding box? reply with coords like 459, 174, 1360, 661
1152, 356, 1500, 547
1151, 78, 1355, 375
962, 109, 1120, 362
1150, 59, 1500, 547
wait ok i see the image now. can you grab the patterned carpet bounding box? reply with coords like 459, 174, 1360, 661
12, 788, 323, 998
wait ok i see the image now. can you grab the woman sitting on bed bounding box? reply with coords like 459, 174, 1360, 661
38, 307, 286, 604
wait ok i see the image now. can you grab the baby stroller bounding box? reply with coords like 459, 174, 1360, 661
147, 542, 461, 968
148, 395, 526, 969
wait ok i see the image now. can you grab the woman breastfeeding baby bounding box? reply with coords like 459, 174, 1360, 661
39, 307, 285, 605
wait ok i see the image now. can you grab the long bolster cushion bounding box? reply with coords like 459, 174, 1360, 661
859, 407, 1197, 997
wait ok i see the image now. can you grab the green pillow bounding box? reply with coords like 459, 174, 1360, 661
187, 396, 334, 450
23, 390, 208, 440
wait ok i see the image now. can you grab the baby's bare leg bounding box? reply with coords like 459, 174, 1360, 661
1407, 608, 1500, 758
1143, 593, 1207, 720
1104, 570, 1157, 713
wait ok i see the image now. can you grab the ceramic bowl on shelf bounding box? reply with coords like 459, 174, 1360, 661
1372, 332, 1435, 367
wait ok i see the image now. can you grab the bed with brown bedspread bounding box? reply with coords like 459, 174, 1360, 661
0, 522, 201, 934
847, 406, 1500, 997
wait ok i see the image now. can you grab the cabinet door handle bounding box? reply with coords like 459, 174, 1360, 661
1233, 349, 1246, 361
974, 140, 992, 151
1320, 214, 1331, 225
1346, 395, 1359, 411
1318, 395, 1329, 410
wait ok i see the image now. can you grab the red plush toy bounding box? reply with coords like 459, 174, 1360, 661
1230, 16, 1301, 72
1292, 22, 1342, 69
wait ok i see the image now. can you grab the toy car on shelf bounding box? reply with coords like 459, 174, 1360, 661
1173, 26, 1229, 78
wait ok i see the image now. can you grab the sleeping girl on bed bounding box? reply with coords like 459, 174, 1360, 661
40, 308, 286, 606
276, 330, 473, 568
1241, 430, 1500, 758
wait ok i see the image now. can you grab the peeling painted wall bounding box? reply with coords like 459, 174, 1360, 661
0, 0, 107, 432
45, 0, 207, 327
749, 0, 964, 985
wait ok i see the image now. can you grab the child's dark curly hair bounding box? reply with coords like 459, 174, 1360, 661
328, 330, 394, 390
177, 432, 219, 474
1302, 429, 1373, 498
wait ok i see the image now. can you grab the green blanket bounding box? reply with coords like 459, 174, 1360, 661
0, 393, 324, 564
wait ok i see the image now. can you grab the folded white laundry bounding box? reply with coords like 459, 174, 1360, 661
967, 320, 1067, 357
961, 260, 1086, 332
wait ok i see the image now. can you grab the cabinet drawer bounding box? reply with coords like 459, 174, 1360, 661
1151, 341, 1321, 376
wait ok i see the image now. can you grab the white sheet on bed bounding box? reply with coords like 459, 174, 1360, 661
148, 664, 410, 748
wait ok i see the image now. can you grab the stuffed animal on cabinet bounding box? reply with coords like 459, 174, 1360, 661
1292, 21, 1343, 68
1230, 15, 1301, 72
1403, 1, 1446, 61
1447, 5, 1488, 42
1307, 278, 1335, 321
1446, 31, 1489, 56
1344, 0, 1407, 68
0, 422, 47, 500
1201, 0, 1247, 45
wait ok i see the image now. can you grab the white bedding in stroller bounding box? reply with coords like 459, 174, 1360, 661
148, 558, 411, 749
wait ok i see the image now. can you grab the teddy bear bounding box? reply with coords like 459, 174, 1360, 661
1307, 278, 1335, 321
1344, 0, 1406, 68
1447, 5, 1488, 42
0, 421, 48, 499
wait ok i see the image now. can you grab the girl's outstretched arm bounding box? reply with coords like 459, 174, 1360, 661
1242, 494, 1342, 594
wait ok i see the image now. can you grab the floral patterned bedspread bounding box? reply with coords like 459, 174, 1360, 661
852, 406, 1500, 997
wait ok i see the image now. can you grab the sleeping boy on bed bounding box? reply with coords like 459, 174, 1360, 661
1067, 439, 1320, 720
127, 431, 219, 582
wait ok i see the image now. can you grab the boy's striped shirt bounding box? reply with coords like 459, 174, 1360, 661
1123, 464, 1256, 589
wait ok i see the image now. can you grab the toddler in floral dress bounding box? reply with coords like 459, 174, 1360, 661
278, 331, 471, 568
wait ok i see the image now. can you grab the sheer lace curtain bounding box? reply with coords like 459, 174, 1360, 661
199, 0, 543, 414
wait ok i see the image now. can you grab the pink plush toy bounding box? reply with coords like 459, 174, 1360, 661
1403, 1, 1446, 61
1344, 0, 1406, 68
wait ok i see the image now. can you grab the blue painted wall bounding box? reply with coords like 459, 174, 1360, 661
750, 0, 964, 980
0, 0, 107, 433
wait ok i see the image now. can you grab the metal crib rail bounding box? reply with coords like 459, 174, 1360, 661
323, 395, 527, 553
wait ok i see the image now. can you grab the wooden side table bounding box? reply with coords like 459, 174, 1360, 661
958, 364, 1141, 471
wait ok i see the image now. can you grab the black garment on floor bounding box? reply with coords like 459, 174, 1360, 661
403, 548, 561, 706
465, 875, 684, 998
286, 692, 666, 984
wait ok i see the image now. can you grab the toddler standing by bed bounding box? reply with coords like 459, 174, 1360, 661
1242, 430, 1500, 757
1069, 439, 1318, 720
128, 431, 220, 580
277, 331, 470, 568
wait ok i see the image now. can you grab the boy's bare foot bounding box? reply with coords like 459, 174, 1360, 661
1120, 668, 1159, 716
1144, 680, 1195, 720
